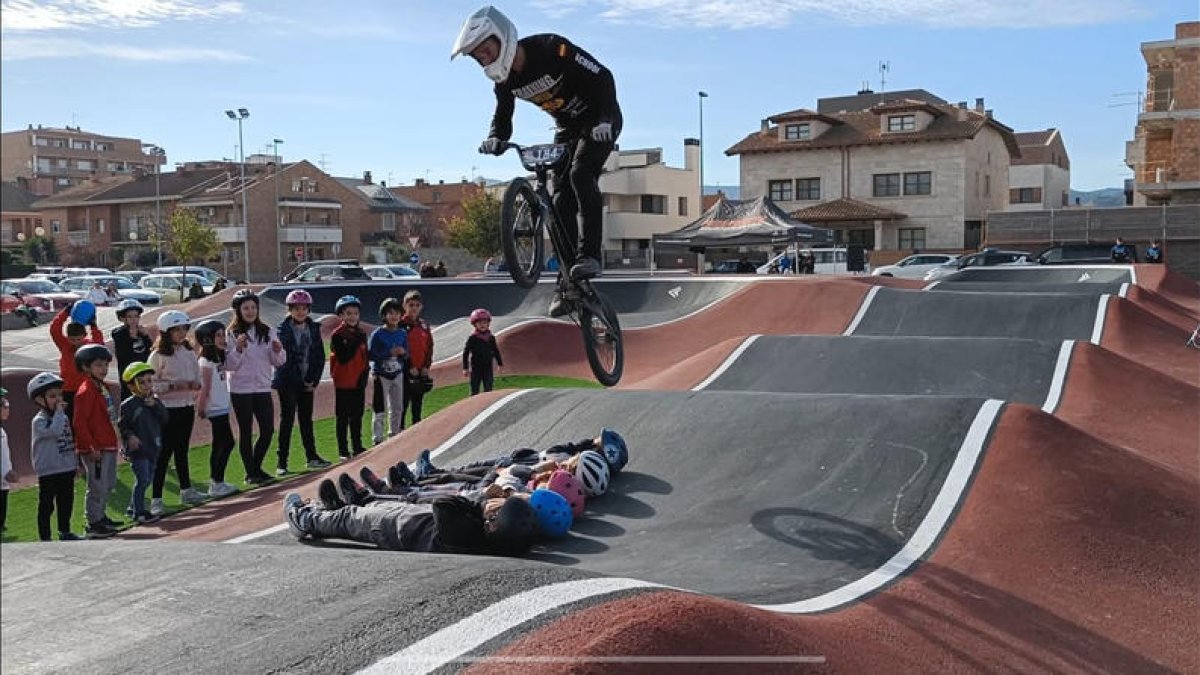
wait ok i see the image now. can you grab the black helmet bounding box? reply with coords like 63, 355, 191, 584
231, 288, 259, 311
194, 319, 226, 346
74, 343, 112, 372
379, 297, 403, 318
484, 495, 539, 556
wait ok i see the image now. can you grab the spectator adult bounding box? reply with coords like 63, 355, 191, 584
434, 260, 448, 277
1145, 240, 1163, 264
1111, 236, 1133, 263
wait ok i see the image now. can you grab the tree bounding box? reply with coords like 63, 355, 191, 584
165, 207, 221, 300
22, 235, 58, 265
446, 192, 502, 258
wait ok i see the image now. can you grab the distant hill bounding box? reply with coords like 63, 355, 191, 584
1070, 187, 1126, 207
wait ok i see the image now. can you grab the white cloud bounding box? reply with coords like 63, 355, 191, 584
1, 0, 244, 31
533, 0, 1150, 29
1, 37, 250, 62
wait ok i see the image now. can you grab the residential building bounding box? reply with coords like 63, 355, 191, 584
1124, 21, 1200, 206
390, 178, 485, 247
1, 181, 43, 248
726, 91, 1020, 253
600, 138, 700, 266
1, 125, 165, 196
335, 171, 431, 263
1008, 129, 1071, 211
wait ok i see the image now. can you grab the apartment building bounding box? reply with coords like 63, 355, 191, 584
390, 179, 485, 247
335, 171, 431, 262
1, 181, 43, 247
726, 90, 1019, 252
1124, 21, 1200, 206
1, 125, 165, 196
1008, 129, 1071, 211
600, 138, 700, 265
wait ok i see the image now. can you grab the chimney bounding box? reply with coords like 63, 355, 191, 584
985, 109, 993, 119
975, 97, 985, 112
760, 118, 770, 133
415, 178, 426, 187
683, 137, 700, 173
363, 170, 372, 184
438, 179, 444, 185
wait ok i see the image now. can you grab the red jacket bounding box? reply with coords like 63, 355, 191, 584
401, 316, 433, 371
73, 377, 119, 454
329, 322, 369, 390
51, 308, 105, 394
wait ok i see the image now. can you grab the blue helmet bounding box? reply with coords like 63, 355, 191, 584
70, 300, 96, 325
334, 295, 361, 315
529, 488, 572, 538
600, 428, 628, 474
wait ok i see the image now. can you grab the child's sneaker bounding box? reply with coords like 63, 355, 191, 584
276, 466, 290, 477
135, 513, 161, 525
414, 448, 436, 479
307, 457, 332, 470
283, 493, 312, 540
317, 478, 345, 510
208, 482, 238, 498
359, 466, 388, 494
59, 532, 84, 541
180, 488, 208, 505
389, 461, 418, 488
150, 498, 165, 516
86, 522, 115, 539
102, 516, 124, 529
337, 473, 370, 507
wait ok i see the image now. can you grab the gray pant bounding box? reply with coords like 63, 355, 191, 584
85, 453, 117, 525
372, 375, 404, 444
309, 501, 405, 550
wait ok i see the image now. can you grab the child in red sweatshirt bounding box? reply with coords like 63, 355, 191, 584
329, 295, 369, 459
71, 343, 120, 538
50, 302, 105, 416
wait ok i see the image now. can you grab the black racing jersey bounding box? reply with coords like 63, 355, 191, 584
489, 33, 620, 140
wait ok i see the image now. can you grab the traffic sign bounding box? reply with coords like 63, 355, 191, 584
409, 252, 419, 264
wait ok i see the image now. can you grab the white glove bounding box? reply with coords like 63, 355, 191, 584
591, 122, 613, 143
479, 137, 504, 155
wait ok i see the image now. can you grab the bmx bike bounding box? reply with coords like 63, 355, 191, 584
497, 142, 624, 387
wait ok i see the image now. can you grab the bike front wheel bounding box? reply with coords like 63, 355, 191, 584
500, 178, 545, 289
579, 292, 623, 387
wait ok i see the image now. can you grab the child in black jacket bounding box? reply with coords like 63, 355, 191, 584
462, 308, 502, 395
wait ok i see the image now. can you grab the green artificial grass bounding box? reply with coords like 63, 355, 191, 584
0, 375, 599, 543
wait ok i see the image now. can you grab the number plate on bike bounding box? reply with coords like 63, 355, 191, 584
520, 144, 568, 171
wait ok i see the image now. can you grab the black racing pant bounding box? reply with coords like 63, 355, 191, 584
0, 488, 8, 531
37, 470, 75, 540
469, 367, 495, 396
403, 376, 426, 426
154, 406, 195, 498
335, 387, 366, 457
277, 387, 318, 467
208, 413, 236, 483
552, 115, 622, 263
231, 392, 274, 479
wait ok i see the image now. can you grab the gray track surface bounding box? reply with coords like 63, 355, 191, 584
937, 266, 1133, 284
852, 287, 1100, 340
0, 541, 598, 675
258, 389, 986, 605
704, 336, 1061, 405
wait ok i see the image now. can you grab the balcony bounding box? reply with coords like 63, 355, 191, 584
280, 225, 343, 244
212, 226, 247, 242
66, 231, 90, 247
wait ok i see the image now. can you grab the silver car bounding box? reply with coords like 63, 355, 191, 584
872, 253, 959, 279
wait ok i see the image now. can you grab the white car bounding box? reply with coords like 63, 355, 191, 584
140, 273, 216, 302
363, 264, 420, 280
923, 249, 1033, 282
871, 253, 959, 279
58, 275, 163, 305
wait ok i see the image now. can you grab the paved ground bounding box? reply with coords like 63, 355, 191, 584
2, 265, 1197, 675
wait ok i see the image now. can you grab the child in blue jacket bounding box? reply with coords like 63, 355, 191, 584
369, 297, 408, 445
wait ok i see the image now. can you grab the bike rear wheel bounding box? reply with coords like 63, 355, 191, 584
500, 178, 544, 290
579, 291, 623, 387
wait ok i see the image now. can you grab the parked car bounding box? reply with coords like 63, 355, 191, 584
288, 264, 371, 283
27, 272, 68, 284
140, 273, 215, 302
755, 247, 864, 275
58, 275, 162, 305
283, 259, 360, 282
60, 267, 113, 278
923, 249, 1033, 281
363, 264, 420, 280
151, 266, 229, 285
0, 278, 79, 312
871, 253, 960, 279
710, 259, 762, 274
116, 270, 152, 284
1033, 243, 1137, 265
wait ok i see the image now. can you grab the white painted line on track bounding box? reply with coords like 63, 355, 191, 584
842, 285, 881, 336
1118, 282, 1129, 298
1041, 340, 1074, 414
691, 335, 760, 391
223, 389, 533, 544
923, 281, 941, 291
1091, 295, 1110, 345
1127, 265, 1138, 286
357, 578, 664, 675
752, 398, 1005, 613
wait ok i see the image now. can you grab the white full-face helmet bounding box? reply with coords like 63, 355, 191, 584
451, 5, 519, 83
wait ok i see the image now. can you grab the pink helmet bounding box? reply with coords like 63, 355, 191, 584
285, 289, 313, 307
547, 469, 585, 516
469, 308, 492, 323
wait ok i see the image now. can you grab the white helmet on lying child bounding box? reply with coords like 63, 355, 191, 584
451, 6, 519, 83
573, 450, 610, 497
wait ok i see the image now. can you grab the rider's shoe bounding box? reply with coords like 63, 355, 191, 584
548, 291, 573, 318
569, 257, 602, 281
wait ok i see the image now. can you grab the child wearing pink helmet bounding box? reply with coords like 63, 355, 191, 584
462, 308, 502, 395
271, 288, 330, 474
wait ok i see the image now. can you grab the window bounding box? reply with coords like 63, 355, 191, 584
984, 175, 991, 197
768, 180, 793, 201
51, 220, 61, 233
678, 196, 687, 217
71, 140, 90, 150
432, 191, 441, 203
898, 228, 926, 250
639, 195, 666, 214
795, 178, 820, 200
887, 115, 915, 132
382, 213, 396, 231
873, 173, 900, 197
35, 137, 49, 147
56, 158, 68, 168
97, 219, 105, 233
77, 159, 95, 171
56, 178, 71, 186
903, 171, 931, 195
784, 123, 811, 140
1014, 187, 1036, 203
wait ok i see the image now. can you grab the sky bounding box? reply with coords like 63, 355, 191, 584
1, 1, 1196, 192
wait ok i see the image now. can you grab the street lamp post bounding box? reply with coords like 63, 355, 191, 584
272, 138, 284, 280
300, 176, 311, 262
142, 144, 165, 267
698, 91, 708, 204
225, 108, 251, 282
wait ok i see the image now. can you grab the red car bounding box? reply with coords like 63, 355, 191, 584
1, 278, 80, 313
